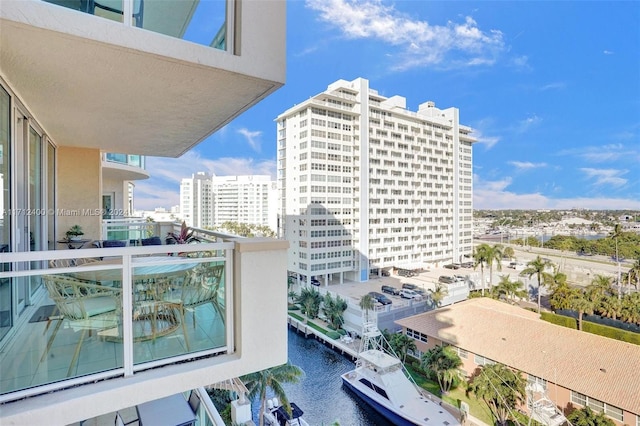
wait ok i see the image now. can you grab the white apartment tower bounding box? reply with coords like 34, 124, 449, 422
180, 172, 213, 228
212, 175, 277, 231
277, 78, 475, 285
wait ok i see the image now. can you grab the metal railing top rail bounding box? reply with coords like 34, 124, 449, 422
0, 242, 233, 275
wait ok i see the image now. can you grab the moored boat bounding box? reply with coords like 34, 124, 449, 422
341, 323, 462, 426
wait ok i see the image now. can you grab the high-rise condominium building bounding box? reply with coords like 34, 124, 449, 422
211, 175, 277, 231
181, 174, 277, 231
181, 172, 213, 229
277, 78, 475, 285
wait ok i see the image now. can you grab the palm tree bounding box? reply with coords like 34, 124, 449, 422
493, 275, 526, 304
359, 293, 375, 324
502, 246, 515, 261
468, 363, 526, 426
623, 257, 640, 291
428, 283, 448, 308
520, 256, 551, 313
242, 363, 304, 426
420, 345, 463, 395
486, 244, 504, 291
567, 406, 616, 426
556, 238, 573, 271
599, 295, 622, 321
389, 333, 417, 364
571, 290, 595, 331
321, 293, 348, 330
473, 243, 490, 296
296, 287, 322, 322
548, 281, 578, 312
620, 292, 640, 325
610, 223, 623, 299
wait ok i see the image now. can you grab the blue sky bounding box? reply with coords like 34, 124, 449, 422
135, 0, 640, 211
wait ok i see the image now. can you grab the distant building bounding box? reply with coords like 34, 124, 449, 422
276, 77, 476, 286
180, 173, 277, 231
396, 298, 640, 426
180, 172, 213, 229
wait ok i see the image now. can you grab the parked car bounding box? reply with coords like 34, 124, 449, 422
438, 275, 456, 284
381, 270, 390, 277
381, 285, 400, 295
311, 278, 321, 286
444, 263, 460, 270
368, 291, 392, 305
401, 283, 425, 294
461, 261, 474, 268
400, 289, 422, 300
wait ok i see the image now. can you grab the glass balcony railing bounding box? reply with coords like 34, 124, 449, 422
0, 242, 232, 399
42, 0, 228, 51
104, 153, 145, 169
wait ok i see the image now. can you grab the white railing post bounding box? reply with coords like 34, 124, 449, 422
122, 253, 134, 377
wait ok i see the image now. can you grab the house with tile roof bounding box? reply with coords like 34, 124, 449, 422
395, 298, 640, 426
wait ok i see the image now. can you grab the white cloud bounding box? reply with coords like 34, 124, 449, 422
580, 168, 628, 187
539, 82, 566, 91
237, 128, 263, 152
306, 0, 505, 70
470, 125, 500, 149
473, 175, 640, 210
508, 161, 547, 170
516, 114, 542, 133
603, 50, 614, 55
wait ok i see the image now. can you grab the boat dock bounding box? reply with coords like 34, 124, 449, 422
287, 316, 359, 361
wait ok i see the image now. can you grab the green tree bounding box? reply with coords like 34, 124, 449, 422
321, 292, 348, 330
359, 293, 375, 323
520, 256, 552, 314
493, 275, 526, 304
296, 287, 322, 322
599, 295, 622, 320
242, 363, 304, 426
468, 363, 526, 426
420, 345, 463, 395
619, 292, 640, 325
571, 290, 595, 331
389, 333, 417, 364
473, 243, 491, 296
567, 406, 615, 426
623, 257, 640, 291
502, 246, 515, 261
428, 283, 448, 307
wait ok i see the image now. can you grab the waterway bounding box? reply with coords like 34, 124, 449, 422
253, 328, 394, 425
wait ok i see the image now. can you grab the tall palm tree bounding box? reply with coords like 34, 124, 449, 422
623, 257, 640, 291
473, 243, 491, 296
571, 291, 595, 331
428, 283, 448, 308
520, 256, 551, 314
242, 363, 304, 426
359, 293, 375, 324
610, 223, 623, 299
296, 287, 322, 323
494, 275, 526, 304
421, 345, 463, 395
468, 363, 526, 426
486, 244, 504, 291
321, 293, 348, 330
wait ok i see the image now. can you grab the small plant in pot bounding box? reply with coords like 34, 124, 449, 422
66, 225, 84, 241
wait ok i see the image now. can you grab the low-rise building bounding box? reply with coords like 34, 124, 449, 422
396, 298, 640, 426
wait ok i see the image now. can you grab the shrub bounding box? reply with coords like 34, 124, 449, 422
326, 331, 341, 340
541, 312, 577, 329
337, 329, 347, 335
583, 322, 640, 345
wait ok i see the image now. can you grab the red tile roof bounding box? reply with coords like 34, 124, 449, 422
396, 298, 640, 415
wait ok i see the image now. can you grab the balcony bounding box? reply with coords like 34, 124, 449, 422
0, 0, 285, 157
0, 236, 288, 425
103, 153, 150, 181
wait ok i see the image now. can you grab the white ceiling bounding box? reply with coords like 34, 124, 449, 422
0, 15, 281, 157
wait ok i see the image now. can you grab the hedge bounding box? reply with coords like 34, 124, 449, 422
540, 312, 577, 329
326, 331, 341, 340
582, 322, 640, 345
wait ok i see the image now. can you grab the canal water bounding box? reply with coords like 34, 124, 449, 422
252, 328, 394, 425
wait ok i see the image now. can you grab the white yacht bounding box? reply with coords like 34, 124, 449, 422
341, 323, 462, 426
263, 397, 310, 426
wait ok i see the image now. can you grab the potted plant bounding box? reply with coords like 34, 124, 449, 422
65, 225, 84, 241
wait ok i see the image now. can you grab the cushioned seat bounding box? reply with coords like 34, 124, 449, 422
102, 240, 127, 248
141, 236, 162, 246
